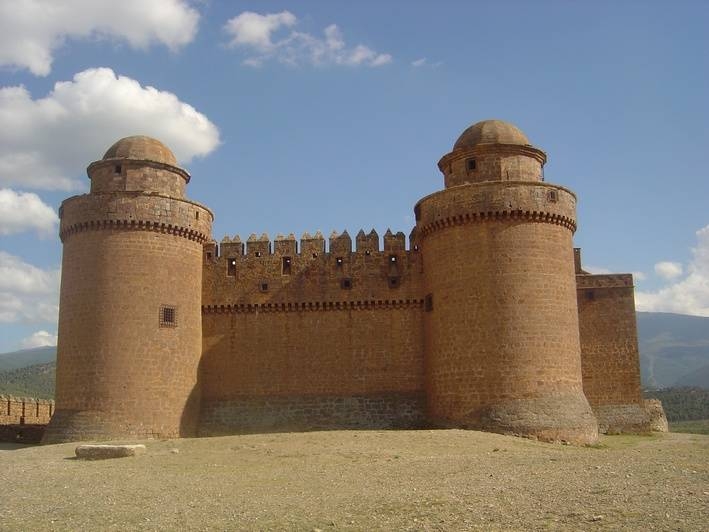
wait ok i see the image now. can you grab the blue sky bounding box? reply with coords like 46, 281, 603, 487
0, 0, 707, 352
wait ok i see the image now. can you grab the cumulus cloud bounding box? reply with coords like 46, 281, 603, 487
0, 251, 60, 324
20, 330, 57, 349
0, 189, 58, 237
0, 67, 220, 190
0, 0, 199, 76
636, 225, 709, 316
654, 261, 683, 280
224, 11, 392, 68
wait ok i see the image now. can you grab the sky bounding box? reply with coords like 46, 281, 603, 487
0, 0, 707, 352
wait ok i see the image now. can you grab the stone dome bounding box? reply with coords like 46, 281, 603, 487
102, 136, 177, 166
453, 120, 530, 150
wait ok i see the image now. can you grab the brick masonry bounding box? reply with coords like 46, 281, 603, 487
43, 121, 663, 444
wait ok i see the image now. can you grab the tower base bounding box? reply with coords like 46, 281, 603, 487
436, 394, 599, 445
42, 409, 189, 444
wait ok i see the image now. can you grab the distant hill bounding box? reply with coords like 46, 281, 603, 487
644, 387, 709, 421
637, 312, 709, 389
0, 312, 707, 398
0, 361, 55, 399
0, 346, 56, 372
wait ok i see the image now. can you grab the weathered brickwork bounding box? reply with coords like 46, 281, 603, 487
0, 396, 54, 443
46, 122, 663, 444
416, 179, 597, 443
576, 271, 651, 433
44, 137, 212, 443
0, 395, 54, 425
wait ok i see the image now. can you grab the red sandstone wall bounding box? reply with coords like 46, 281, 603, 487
202, 306, 424, 399
421, 221, 587, 415
0, 396, 54, 425
416, 181, 597, 443
199, 234, 426, 432
49, 225, 205, 440
577, 274, 643, 406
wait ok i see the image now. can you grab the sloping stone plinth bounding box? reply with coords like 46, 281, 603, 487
75, 444, 146, 460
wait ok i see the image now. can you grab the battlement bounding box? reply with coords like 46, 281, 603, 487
0, 395, 55, 425
202, 228, 423, 307
213, 228, 414, 259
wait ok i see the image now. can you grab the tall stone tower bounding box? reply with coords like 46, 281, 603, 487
415, 120, 598, 444
43, 136, 213, 443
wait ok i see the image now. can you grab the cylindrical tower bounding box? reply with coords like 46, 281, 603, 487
43, 136, 213, 443
417, 120, 598, 444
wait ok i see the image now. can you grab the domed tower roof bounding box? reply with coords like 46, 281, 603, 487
438, 119, 545, 188
102, 135, 178, 166
88, 135, 190, 196
453, 120, 530, 150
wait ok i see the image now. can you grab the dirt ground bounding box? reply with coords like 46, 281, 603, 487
0, 430, 707, 531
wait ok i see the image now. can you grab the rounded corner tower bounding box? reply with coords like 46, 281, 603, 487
43, 136, 213, 443
416, 119, 598, 444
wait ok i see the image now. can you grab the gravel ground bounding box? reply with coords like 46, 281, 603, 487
0, 430, 707, 531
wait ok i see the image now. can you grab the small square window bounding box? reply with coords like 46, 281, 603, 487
341, 278, 353, 289
547, 190, 559, 203
282, 257, 292, 275
365, 250, 371, 256
227, 258, 236, 276
255, 251, 262, 258
466, 159, 476, 172
388, 277, 400, 288
260, 282, 269, 292
389, 255, 397, 263
114, 164, 122, 174
336, 257, 343, 267
160, 305, 177, 327
424, 294, 433, 312
312, 252, 318, 259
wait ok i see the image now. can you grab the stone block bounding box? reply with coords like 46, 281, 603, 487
75, 444, 146, 460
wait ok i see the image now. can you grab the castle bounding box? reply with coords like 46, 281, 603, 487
44, 120, 657, 445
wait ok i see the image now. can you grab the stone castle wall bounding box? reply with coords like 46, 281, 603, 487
0, 395, 54, 425
0, 396, 54, 443
577, 273, 651, 433
199, 233, 426, 434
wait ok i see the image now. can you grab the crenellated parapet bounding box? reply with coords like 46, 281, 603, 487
0, 395, 55, 425
202, 228, 423, 307
210, 228, 418, 258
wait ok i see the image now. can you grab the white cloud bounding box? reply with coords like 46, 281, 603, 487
636, 225, 709, 316
0, 67, 220, 190
654, 261, 683, 280
0, 0, 199, 76
0, 251, 60, 324
224, 11, 392, 68
412, 58, 427, 67
20, 330, 57, 349
0, 189, 58, 237
224, 11, 296, 50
